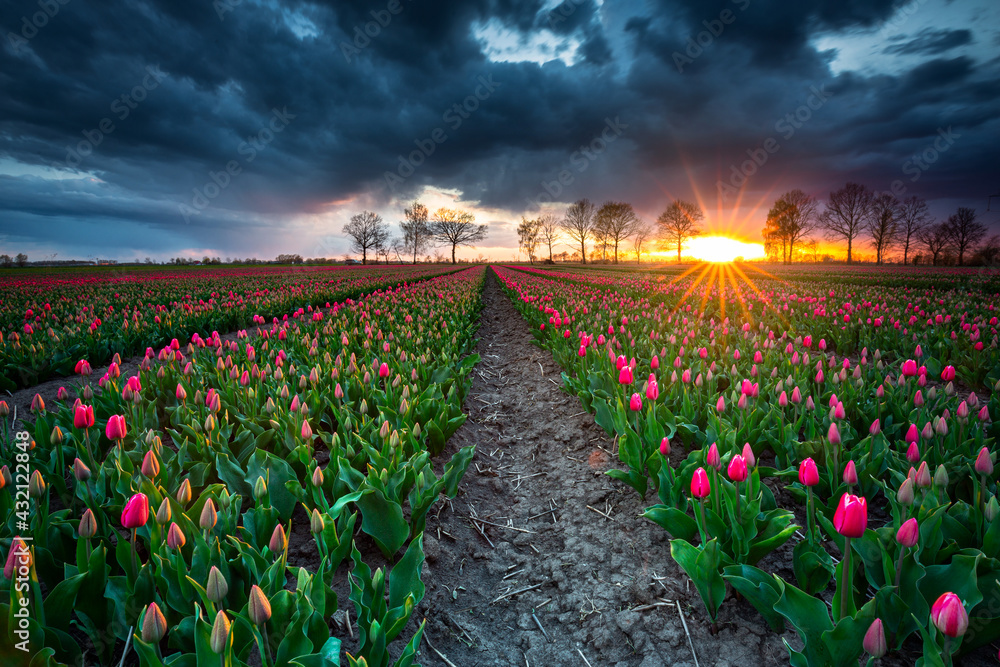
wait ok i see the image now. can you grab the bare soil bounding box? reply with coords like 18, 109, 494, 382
414, 269, 790, 666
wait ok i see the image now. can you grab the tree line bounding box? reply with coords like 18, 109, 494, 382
518, 198, 703, 264
762, 182, 995, 266
342, 204, 488, 264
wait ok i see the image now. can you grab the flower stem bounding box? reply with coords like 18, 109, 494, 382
894, 545, 906, 590
696, 499, 708, 545
840, 537, 852, 620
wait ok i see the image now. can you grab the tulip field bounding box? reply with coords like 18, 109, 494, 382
3, 261, 1000, 666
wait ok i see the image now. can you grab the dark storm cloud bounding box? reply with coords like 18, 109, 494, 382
884, 27, 973, 55
0, 0, 997, 259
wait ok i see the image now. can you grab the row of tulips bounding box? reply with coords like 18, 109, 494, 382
0, 264, 460, 390
495, 264, 1000, 666
0, 266, 486, 666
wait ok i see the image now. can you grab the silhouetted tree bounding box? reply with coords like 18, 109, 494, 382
428, 208, 488, 263
656, 200, 703, 263
561, 199, 596, 264
866, 193, 901, 264
945, 207, 986, 266
821, 182, 873, 263
898, 196, 929, 265
343, 211, 390, 264
595, 201, 640, 264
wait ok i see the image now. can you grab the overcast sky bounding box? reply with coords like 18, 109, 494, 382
1, 0, 998, 261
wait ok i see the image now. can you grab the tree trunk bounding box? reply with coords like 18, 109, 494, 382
614, 242, 618, 264
677, 241, 682, 263
362, 248, 367, 264
581, 241, 586, 264
847, 238, 852, 264
452, 245, 457, 264
788, 240, 794, 264
904, 243, 909, 265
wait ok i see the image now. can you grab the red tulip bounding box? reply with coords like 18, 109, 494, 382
646, 380, 659, 401
105, 415, 127, 441
691, 467, 710, 498
941, 365, 956, 381
931, 592, 968, 638
629, 393, 642, 411
378, 362, 390, 378
896, 518, 919, 548
121, 493, 149, 529
833, 492, 867, 538
618, 366, 633, 385
660, 437, 670, 456
728, 455, 748, 483
74, 404, 95, 429
798, 458, 819, 486
901, 359, 918, 377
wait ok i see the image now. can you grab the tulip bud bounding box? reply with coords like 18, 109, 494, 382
167, 522, 186, 549
311, 466, 324, 487
50, 426, 64, 446
706, 443, 720, 470
141, 602, 168, 644
269, 523, 287, 553
28, 470, 46, 499
78, 509, 97, 539
842, 460, 857, 486
833, 492, 867, 538
659, 437, 670, 457
200, 499, 218, 531
934, 465, 949, 489
73, 458, 91, 482
741, 443, 755, 468
176, 479, 192, 505
896, 517, 919, 548
121, 493, 149, 529
206, 566, 228, 603
210, 610, 232, 654
155, 497, 172, 525
141, 451, 160, 478
931, 592, 968, 638
915, 461, 932, 487
986, 496, 999, 522
863, 618, 886, 658
690, 467, 710, 499
310, 508, 325, 534
253, 476, 268, 501
798, 458, 819, 487
976, 447, 993, 475
727, 455, 748, 483
248, 585, 272, 626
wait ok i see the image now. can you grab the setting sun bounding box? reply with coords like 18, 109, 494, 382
685, 236, 766, 263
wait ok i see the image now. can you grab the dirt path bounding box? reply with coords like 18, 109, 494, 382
418, 268, 786, 666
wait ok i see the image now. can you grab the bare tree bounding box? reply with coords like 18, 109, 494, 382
342, 211, 389, 264
866, 193, 901, 264
898, 196, 929, 265
400, 201, 430, 264
779, 190, 818, 263
945, 207, 986, 266
762, 199, 791, 263
537, 214, 560, 262
631, 221, 656, 264
975, 234, 1000, 266
560, 199, 596, 264
821, 182, 873, 263
14, 253, 28, 267
517, 217, 542, 263
428, 208, 488, 264
918, 223, 951, 266
656, 200, 703, 263
595, 201, 639, 264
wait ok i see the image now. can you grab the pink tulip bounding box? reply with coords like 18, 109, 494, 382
741, 443, 755, 468
827, 422, 841, 446
905, 424, 919, 444
716, 395, 725, 413
863, 619, 886, 658
74, 404, 95, 429
659, 437, 670, 456
975, 447, 993, 475
301, 420, 313, 440
646, 381, 659, 401
619, 366, 633, 385
105, 415, 127, 441
691, 468, 710, 498
799, 458, 819, 486
379, 362, 390, 378
931, 592, 968, 638
901, 359, 918, 377
728, 455, 748, 483
707, 443, 720, 470
833, 492, 867, 538
896, 518, 919, 548
4, 537, 30, 579
906, 441, 920, 463
869, 419, 881, 436
121, 493, 149, 529
629, 393, 643, 411
843, 460, 857, 486
941, 365, 956, 381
